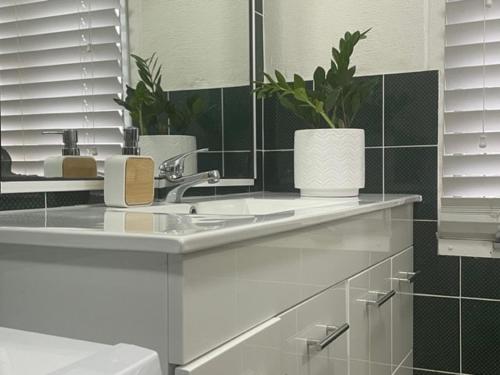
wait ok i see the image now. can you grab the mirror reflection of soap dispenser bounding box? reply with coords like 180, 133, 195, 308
43, 129, 98, 178
104, 127, 155, 208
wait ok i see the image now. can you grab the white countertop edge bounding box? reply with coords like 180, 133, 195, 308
179, 194, 421, 253
0, 195, 421, 254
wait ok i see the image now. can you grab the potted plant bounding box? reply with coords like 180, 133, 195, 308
255, 30, 378, 197
114, 53, 206, 175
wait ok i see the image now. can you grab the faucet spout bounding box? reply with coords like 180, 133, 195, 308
166, 170, 220, 203
158, 148, 221, 203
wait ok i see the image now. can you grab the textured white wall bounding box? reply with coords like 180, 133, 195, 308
128, 0, 250, 90
264, 0, 446, 79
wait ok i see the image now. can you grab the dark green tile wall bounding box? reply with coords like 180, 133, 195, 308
462, 299, 500, 375
352, 75, 383, 147
413, 296, 461, 373
169, 85, 254, 180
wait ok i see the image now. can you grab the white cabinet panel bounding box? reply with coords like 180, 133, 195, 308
175, 283, 348, 375
391, 247, 414, 372
169, 205, 413, 365
348, 258, 393, 375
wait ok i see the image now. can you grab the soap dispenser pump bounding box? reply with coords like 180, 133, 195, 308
43, 129, 98, 178
104, 127, 155, 208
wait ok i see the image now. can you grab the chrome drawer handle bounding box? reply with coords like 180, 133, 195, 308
307, 323, 349, 352
365, 289, 396, 307
399, 270, 421, 283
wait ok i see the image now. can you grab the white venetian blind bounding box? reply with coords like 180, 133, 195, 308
0, 0, 126, 176
444, 0, 500, 198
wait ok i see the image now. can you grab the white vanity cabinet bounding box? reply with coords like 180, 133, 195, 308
175, 283, 349, 375
391, 247, 414, 373
176, 246, 415, 375
0, 194, 420, 374
349, 259, 393, 375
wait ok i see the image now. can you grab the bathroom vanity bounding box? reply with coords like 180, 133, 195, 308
0, 193, 419, 375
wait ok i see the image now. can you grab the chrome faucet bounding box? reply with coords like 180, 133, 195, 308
159, 148, 220, 203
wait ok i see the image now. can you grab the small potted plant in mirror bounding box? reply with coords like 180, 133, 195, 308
255, 30, 378, 197
114, 53, 207, 175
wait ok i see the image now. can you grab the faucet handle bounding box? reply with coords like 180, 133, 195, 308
159, 148, 209, 177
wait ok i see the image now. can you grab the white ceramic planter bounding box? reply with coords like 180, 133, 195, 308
294, 129, 365, 197
139, 135, 197, 176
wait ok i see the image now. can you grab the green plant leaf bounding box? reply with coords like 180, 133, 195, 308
313, 67, 326, 88
293, 74, 306, 89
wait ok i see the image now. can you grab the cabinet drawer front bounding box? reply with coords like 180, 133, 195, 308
391, 247, 414, 371
170, 204, 414, 365
175, 283, 348, 375
349, 258, 393, 375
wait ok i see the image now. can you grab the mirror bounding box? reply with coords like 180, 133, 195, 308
0, 0, 255, 190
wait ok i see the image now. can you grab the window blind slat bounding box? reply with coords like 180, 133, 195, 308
1, 128, 123, 145
0, 9, 119, 39
0, 77, 122, 101
0, 60, 122, 85
446, 18, 500, 47
445, 41, 500, 68
3, 144, 121, 161
1, 94, 120, 116
0, 43, 121, 70
0, 0, 120, 23
445, 133, 500, 154
446, 0, 500, 25
1, 111, 123, 131
445, 87, 500, 112
0, 26, 120, 55
443, 177, 500, 198
446, 64, 500, 90
445, 110, 500, 133
444, 154, 500, 175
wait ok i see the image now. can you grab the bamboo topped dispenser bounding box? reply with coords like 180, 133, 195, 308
104, 127, 155, 208
43, 129, 97, 179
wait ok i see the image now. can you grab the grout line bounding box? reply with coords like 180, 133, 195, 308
257, 145, 437, 152
391, 350, 412, 375
384, 144, 438, 149
390, 256, 394, 373
199, 150, 251, 154
221, 88, 225, 177
459, 256, 463, 374
346, 279, 351, 375
401, 292, 459, 300
402, 291, 500, 303
258, 149, 293, 152
399, 365, 471, 375
382, 75, 385, 195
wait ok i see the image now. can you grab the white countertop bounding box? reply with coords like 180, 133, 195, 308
0, 193, 421, 254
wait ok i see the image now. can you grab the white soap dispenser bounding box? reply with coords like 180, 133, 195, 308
43, 129, 97, 178
104, 127, 155, 208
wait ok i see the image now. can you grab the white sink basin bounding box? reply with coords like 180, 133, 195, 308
192, 198, 344, 215
123, 197, 351, 216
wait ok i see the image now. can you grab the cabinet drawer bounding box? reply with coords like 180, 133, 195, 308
391, 247, 414, 371
349, 258, 393, 375
175, 283, 348, 375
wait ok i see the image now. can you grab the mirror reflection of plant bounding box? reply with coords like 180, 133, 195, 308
114, 53, 207, 135
255, 30, 378, 129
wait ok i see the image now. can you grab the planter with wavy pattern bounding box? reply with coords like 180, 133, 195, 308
294, 129, 365, 197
